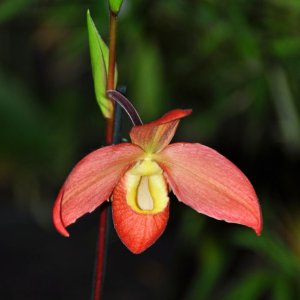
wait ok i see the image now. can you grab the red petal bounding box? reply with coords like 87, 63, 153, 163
130, 109, 192, 153
53, 143, 143, 236
112, 175, 169, 254
158, 143, 262, 235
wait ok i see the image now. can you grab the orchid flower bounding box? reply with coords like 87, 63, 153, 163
53, 92, 262, 254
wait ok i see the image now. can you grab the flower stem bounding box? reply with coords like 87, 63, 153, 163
93, 203, 109, 300
93, 10, 118, 300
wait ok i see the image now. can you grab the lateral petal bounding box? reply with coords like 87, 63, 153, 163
157, 143, 262, 235
53, 143, 143, 236
130, 109, 192, 153
112, 174, 169, 254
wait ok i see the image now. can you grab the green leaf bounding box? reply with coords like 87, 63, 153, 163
109, 0, 124, 15
232, 229, 299, 277
131, 40, 166, 120
87, 10, 115, 118
224, 270, 271, 300
272, 275, 293, 300
0, 0, 31, 24
271, 36, 300, 58
186, 237, 228, 300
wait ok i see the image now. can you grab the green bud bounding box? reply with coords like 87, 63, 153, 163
109, 0, 124, 15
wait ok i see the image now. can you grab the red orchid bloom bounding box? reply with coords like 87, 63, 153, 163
53, 109, 262, 254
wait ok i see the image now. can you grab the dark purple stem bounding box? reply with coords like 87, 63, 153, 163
107, 90, 143, 126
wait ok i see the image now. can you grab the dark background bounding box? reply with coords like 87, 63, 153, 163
1, 0, 300, 299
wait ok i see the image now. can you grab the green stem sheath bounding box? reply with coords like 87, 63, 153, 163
106, 11, 117, 145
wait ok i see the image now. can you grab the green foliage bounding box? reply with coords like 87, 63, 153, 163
186, 236, 228, 300
0, 0, 32, 23
224, 270, 271, 300
87, 10, 115, 118
130, 40, 166, 120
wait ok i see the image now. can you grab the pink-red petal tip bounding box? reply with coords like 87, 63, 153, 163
53, 188, 70, 237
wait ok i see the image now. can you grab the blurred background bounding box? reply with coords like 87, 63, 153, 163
1, 0, 300, 299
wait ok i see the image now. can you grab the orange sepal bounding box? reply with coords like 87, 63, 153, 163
112, 175, 169, 254
130, 109, 192, 153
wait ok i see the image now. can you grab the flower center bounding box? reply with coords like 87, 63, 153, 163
137, 176, 154, 210
125, 159, 169, 214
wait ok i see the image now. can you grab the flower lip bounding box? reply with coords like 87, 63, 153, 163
112, 173, 170, 254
